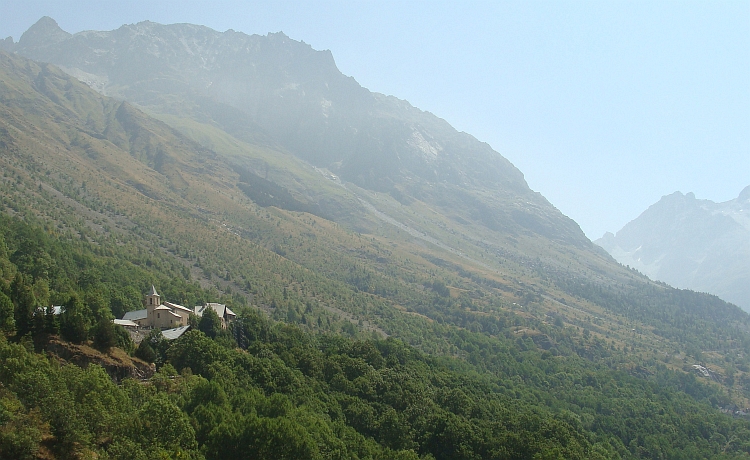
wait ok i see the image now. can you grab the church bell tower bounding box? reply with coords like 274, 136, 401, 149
145, 285, 161, 326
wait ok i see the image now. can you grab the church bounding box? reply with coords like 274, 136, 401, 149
121, 286, 236, 329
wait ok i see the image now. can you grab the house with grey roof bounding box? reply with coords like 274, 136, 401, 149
122, 309, 147, 324
113, 318, 139, 328
161, 325, 191, 340
194, 302, 236, 329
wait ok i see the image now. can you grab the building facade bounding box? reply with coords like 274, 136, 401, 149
123, 286, 189, 329
121, 286, 235, 330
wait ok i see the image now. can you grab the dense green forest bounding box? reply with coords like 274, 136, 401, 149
1, 210, 750, 459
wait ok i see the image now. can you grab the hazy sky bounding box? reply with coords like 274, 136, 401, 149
2, 1, 748, 239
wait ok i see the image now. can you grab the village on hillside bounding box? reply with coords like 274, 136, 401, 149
112, 286, 236, 340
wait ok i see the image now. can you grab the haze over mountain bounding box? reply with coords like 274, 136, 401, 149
3, 16, 750, 458
597, 187, 750, 312
4, 15, 748, 361
3, 17, 588, 249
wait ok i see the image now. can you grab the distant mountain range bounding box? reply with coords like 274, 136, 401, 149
4, 15, 748, 350
597, 186, 750, 311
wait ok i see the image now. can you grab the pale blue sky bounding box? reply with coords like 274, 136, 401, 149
2, 1, 748, 239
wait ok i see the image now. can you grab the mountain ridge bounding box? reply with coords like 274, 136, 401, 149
5, 17, 589, 249
597, 187, 750, 311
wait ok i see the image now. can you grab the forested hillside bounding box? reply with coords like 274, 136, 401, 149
1, 213, 750, 459
1, 26, 750, 459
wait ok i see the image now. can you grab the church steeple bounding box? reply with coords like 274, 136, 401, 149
145, 285, 161, 307
145, 285, 161, 326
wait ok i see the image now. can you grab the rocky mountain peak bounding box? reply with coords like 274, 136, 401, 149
738, 185, 750, 203
596, 188, 750, 311
0, 37, 13, 52
17, 16, 71, 51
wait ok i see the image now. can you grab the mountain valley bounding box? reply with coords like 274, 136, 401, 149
0, 17, 749, 459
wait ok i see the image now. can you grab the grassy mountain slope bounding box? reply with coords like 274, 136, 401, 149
2, 36, 750, 458
10, 16, 588, 248
4, 22, 750, 390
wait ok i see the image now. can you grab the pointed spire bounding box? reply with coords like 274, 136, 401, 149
149, 285, 159, 296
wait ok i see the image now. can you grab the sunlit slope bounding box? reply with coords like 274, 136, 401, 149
0, 51, 399, 335
151, 100, 750, 385
12, 17, 590, 248
2, 48, 750, 404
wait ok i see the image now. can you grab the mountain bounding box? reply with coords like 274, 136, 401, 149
6, 16, 587, 247
597, 188, 750, 312
3, 17, 750, 458
5, 14, 750, 390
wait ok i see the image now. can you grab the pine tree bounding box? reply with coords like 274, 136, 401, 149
59, 294, 89, 344
32, 307, 45, 338
135, 339, 157, 363
198, 307, 222, 339
92, 318, 117, 352
10, 274, 36, 337
44, 305, 58, 334
0, 290, 15, 334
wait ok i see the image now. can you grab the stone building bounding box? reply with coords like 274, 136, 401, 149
121, 286, 235, 330
194, 303, 236, 329
122, 286, 190, 329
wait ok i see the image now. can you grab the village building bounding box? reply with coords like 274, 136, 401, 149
113, 318, 139, 328
120, 286, 236, 330
161, 325, 191, 340
194, 303, 236, 329
122, 286, 189, 329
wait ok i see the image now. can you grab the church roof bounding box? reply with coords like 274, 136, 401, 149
195, 303, 235, 318
149, 285, 159, 296
162, 325, 191, 340
164, 301, 192, 313
123, 309, 147, 321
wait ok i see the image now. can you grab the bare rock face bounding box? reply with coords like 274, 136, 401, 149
12, 19, 522, 190
596, 187, 750, 311
0, 37, 13, 52
739, 185, 750, 202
